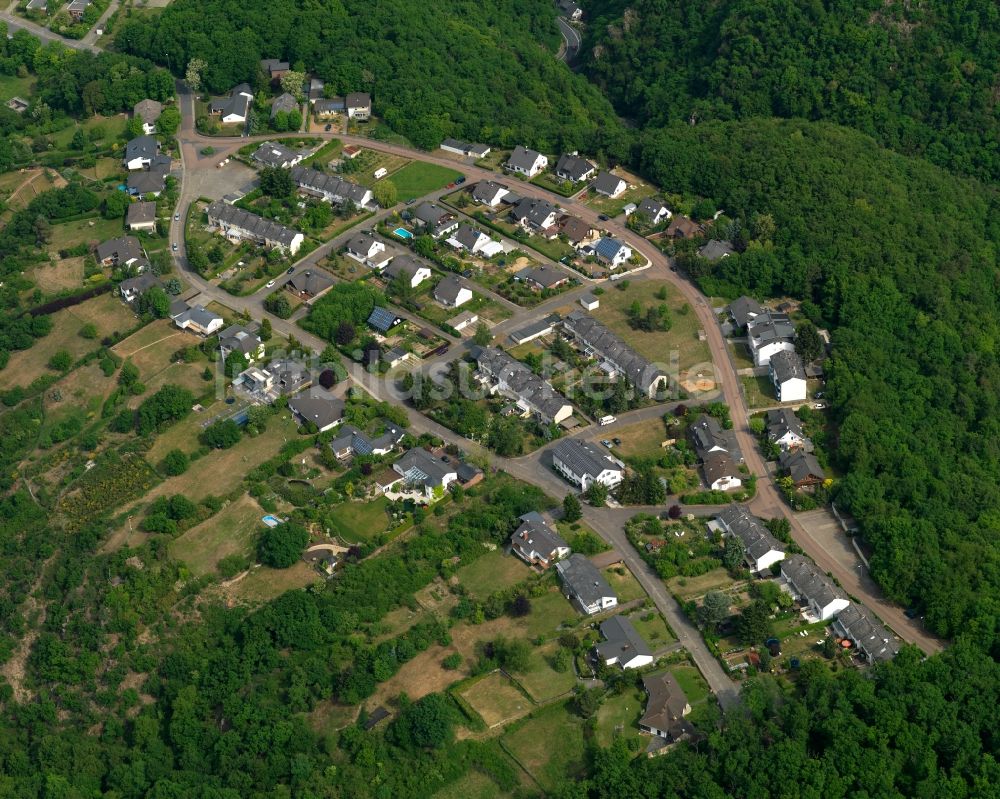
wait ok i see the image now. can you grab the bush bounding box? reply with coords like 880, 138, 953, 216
258, 521, 309, 568
442, 653, 462, 670
160, 449, 189, 476
200, 419, 242, 449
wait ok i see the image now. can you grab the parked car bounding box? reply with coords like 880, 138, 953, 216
324, 124, 332, 131
813, 402, 826, 409
173, 213, 180, 221
601, 440, 613, 448
455, 177, 466, 184
286, 266, 295, 274
598, 213, 610, 221
171, 242, 178, 251
599, 415, 617, 426
612, 437, 622, 446
266, 279, 276, 288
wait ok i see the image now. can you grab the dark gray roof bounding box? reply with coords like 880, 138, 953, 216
556, 554, 615, 608
383, 255, 428, 282
253, 140, 300, 166
563, 310, 667, 395
779, 450, 825, 483
782, 555, 846, 610
507, 145, 544, 172
270, 93, 299, 117
96, 236, 144, 264
715, 505, 784, 564
640, 672, 691, 737
346, 92, 370, 109
173, 304, 221, 329
748, 311, 795, 348
516, 265, 570, 289
511, 196, 558, 228
206, 201, 301, 248
441, 137, 467, 151
555, 153, 595, 182
552, 439, 622, 480
314, 97, 345, 113
511, 511, 567, 560
595, 615, 651, 663
471, 180, 510, 205
347, 231, 382, 256
218, 324, 261, 356
126, 201, 157, 225
702, 450, 739, 486
766, 408, 805, 442
119, 273, 160, 297
289, 166, 371, 206
452, 224, 487, 250
331, 421, 403, 456
690, 415, 727, 458
474, 346, 572, 422
127, 170, 166, 195
728, 296, 765, 328
286, 268, 334, 296
593, 170, 625, 195
393, 447, 453, 488
260, 58, 290, 74
413, 201, 449, 227
770, 349, 806, 384
288, 393, 345, 430
433, 275, 467, 305
125, 135, 158, 162
510, 317, 556, 344
456, 462, 483, 482
638, 197, 669, 218
698, 240, 736, 260
133, 99, 162, 123
834, 603, 900, 662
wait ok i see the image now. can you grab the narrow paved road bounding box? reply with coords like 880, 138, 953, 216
556, 17, 581, 64
0, 7, 99, 51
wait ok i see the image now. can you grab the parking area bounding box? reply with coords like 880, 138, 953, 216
795, 508, 865, 575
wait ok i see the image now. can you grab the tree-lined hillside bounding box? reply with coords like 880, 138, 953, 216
637, 118, 1000, 640
583, 0, 1000, 183
115, 0, 629, 154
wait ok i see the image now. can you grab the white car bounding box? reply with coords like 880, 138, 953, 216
266, 279, 276, 288
813, 402, 826, 409
599, 415, 617, 426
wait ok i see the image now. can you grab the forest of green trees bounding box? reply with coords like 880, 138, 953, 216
583, 0, 1000, 182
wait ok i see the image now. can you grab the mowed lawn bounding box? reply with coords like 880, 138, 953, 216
460, 672, 532, 728
0, 295, 140, 390
390, 161, 462, 202
627, 610, 676, 648
594, 686, 645, 748
47, 216, 127, 254
600, 419, 671, 460
594, 280, 712, 374
327, 496, 391, 543
515, 642, 578, 703
602, 563, 647, 604
169, 494, 265, 577
502, 702, 587, 792
455, 550, 532, 599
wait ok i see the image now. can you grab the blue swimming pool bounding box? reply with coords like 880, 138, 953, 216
394, 227, 414, 240
262, 515, 281, 528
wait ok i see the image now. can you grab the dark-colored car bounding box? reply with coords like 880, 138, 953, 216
286, 266, 295, 274
324, 124, 332, 131
598, 213, 610, 221
455, 177, 466, 185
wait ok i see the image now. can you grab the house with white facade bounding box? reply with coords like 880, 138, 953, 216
702, 451, 742, 492
209, 84, 254, 124
123, 135, 158, 171
831, 603, 900, 663
290, 166, 373, 208
205, 202, 304, 255
382, 255, 431, 288
712, 505, 786, 573
637, 197, 671, 226
639, 672, 693, 741
345, 232, 392, 269
592, 171, 627, 199
133, 99, 162, 135
593, 236, 632, 268
471, 180, 511, 207
770, 349, 808, 402
554, 153, 596, 183
556, 554, 617, 615
510, 511, 569, 569
595, 616, 654, 669
780, 555, 850, 620
389, 447, 458, 501
171, 304, 223, 336
505, 145, 548, 177
474, 346, 574, 425
252, 141, 304, 169
433, 276, 473, 308
551, 439, 624, 490
766, 409, 808, 451
747, 311, 796, 366
446, 224, 496, 256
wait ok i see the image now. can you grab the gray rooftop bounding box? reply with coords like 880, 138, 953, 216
394, 447, 453, 488
556, 554, 616, 608
728, 296, 765, 328
289, 166, 371, 206
270, 93, 299, 117
286, 268, 334, 296
782, 554, 846, 610
595, 615, 652, 663
699, 240, 736, 261
834, 603, 900, 662
766, 408, 805, 441
126, 201, 157, 225
253, 140, 300, 166
471, 180, 510, 204
474, 346, 572, 422
288, 393, 345, 430
555, 153, 595, 182
511, 196, 558, 228
124, 135, 158, 162
779, 450, 825, 483
516, 264, 569, 288
218, 324, 261, 356
206, 201, 301, 248
510, 316, 556, 344
770, 349, 806, 384
383, 255, 428, 282
433, 275, 466, 304
715, 504, 784, 564
563, 310, 666, 395
507, 145, 544, 172
592, 170, 625, 195
552, 439, 622, 480
511, 511, 568, 560
748, 311, 795, 348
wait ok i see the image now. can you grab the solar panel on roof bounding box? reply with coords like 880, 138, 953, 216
367, 306, 399, 332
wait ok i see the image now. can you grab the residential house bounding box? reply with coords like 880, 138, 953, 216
366, 306, 403, 334
474, 346, 574, 425
118, 273, 161, 303
689, 414, 741, 462
831, 603, 900, 663
471, 180, 511, 207
290, 166, 373, 207
779, 450, 826, 488
515, 265, 571, 292
345, 93, 371, 120
699, 240, 736, 261
592, 171, 627, 199
96, 236, 145, 267
702, 451, 742, 492
554, 153, 596, 183
381, 347, 411, 368
218, 324, 264, 364
252, 140, 303, 169
266, 358, 313, 395
562, 311, 669, 398
712, 505, 785, 573
637, 197, 671, 226
510, 511, 569, 569
313, 97, 345, 118
440, 138, 469, 156
447, 310, 479, 332
25, 0, 47, 12
509, 317, 555, 345
639, 672, 693, 741
125, 201, 157, 233
510, 197, 559, 234
579, 293, 599, 311
770, 349, 807, 402
560, 216, 597, 250
433, 276, 472, 308
126, 154, 170, 197
727, 296, 765, 331
456, 462, 484, 486
595, 616, 654, 670
132, 99, 162, 135
209, 84, 254, 124
390, 448, 457, 499
446, 224, 495, 256
307, 77, 326, 102
345, 232, 391, 268
746, 311, 796, 366
780, 554, 849, 620
269, 93, 299, 120
593, 236, 632, 268
171, 304, 223, 336
665, 215, 702, 239
465, 143, 491, 159
206, 201, 304, 255
505, 145, 548, 178
288, 392, 346, 432
557, 0, 583, 20
286, 268, 335, 299
412, 202, 458, 239
556, 554, 617, 615
260, 59, 290, 84
123, 135, 158, 171
439, 139, 491, 159
766, 409, 808, 451
66, 0, 90, 20
551, 439, 624, 490
382, 255, 432, 288
329, 422, 404, 459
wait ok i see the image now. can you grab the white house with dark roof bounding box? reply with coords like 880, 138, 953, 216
286, 268, 335, 299
557, 554, 617, 615
766, 409, 808, 451
831, 603, 900, 663
510, 511, 569, 569
126, 201, 157, 233
433, 276, 472, 308
510, 197, 559, 233
290, 166, 373, 208
390, 448, 457, 500
345, 232, 392, 268
96, 236, 145, 267
252, 141, 303, 169
505, 145, 548, 177
330, 422, 404, 459
747, 311, 796, 366
690, 414, 732, 459
133, 99, 162, 135
119, 273, 161, 303
171, 304, 223, 336
218, 324, 264, 364
288, 393, 346, 433
593, 236, 632, 268
209, 84, 254, 124
515, 265, 571, 292
382, 255, 431, 288
552, 439, 624, 490
123, 135, 159, 171
412, 202, 459, 239
555, 153, 596, 183
474, 346, 574, 426
345, 92, 371, 120
780, 555, 849, 620
727, 296, 766, 330
446, 224, 494, 255
637, 197, 671, 225
702, 451, 742, 492
592, 171, 627, 198
712, 505, 785, 573
770, 349, 807, 402
595, 616, 653, 669
206, 201, 304, 255
471, 180, 511, 207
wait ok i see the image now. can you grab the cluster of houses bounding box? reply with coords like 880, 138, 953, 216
709, 504, 899, 663
690, 414, 744, 492
551, 438, 625, 491
205, 200, 305, 255
123, 131, 171, 197
26, 0, 92, 19
472, 346, 574, 426
562, 311, 668, 397
765, 409, 826, 488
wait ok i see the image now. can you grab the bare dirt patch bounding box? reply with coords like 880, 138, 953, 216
460, 672, 532, 728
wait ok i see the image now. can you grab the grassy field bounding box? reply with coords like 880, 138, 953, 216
502, 702, 586, 793
594, 280, 712, 375
579, 177, 658, 218
460, 672, 533, 728
627, 610, 676, 648
113, 321, 210, 404
0, 169, 64, 218
78, 157, 124, 182
668, 567, 741, 602
48, 216, 125, 254
599, 419, 672, 460
0, 72, 36, 102
26, 258, 85, 295
594, 686, 645, 748
455, 550, 532, 599
350, 150, 412, 187
603, 563, 647, 604
390, 161, 462, 202
515, 643, 578, 703
169, 494, 265, 577
221, 561, 319, 604
742, 375, 777, 408
521, 590, 578, 639
327, 496, 391, 543
432, 769, 514, 799
728, 341, 755, 369
669, 663, 712, 704
0, 295, 139, 391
